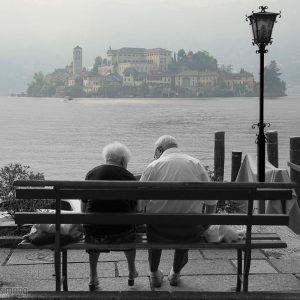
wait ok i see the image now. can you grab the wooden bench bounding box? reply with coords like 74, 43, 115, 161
13, 180, 296, 293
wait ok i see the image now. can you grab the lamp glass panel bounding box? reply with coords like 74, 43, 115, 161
250, 15, 259, 43
256, 14, 276, 44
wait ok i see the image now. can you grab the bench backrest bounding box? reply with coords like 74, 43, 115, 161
13, 180, 295, 227
14, 180, 295, 200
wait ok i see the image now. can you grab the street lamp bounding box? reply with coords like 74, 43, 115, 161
246, 6, 281, 213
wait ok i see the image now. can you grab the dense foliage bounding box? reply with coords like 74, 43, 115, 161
27, 72, 56, 97
264, 60, 287, 97
91, 56, 103, 75
0, 163, 53, 220
169, 49, 218, 73
64, 77, 86, 97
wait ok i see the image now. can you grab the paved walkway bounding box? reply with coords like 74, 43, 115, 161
0, 226, 300, 298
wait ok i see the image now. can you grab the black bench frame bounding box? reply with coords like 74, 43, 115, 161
13, 180, 296, 293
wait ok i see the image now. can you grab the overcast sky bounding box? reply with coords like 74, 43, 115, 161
0, 0, 299, 94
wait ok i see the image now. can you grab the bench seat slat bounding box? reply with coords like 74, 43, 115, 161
17, 238, 287, 251
15, 212, 289, 226
16, 233, 282, 250
64, 239, 287, 250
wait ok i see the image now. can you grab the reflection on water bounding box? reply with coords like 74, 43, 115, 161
1, 96, 299, 180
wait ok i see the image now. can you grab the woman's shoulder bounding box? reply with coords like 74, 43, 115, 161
85, 164, 109, 180
86, 164, 136, 181
120, 167, 136, 181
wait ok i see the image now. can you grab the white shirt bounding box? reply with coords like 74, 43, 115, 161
140, 148, 217, 213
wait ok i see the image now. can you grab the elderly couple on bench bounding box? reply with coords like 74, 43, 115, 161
81, 135, 217, 291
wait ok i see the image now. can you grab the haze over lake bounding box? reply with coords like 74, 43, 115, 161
1, 0, 300, 95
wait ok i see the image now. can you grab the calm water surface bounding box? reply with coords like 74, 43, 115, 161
1, 96, 299, 180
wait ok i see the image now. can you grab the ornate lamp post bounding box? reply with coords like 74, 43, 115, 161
246, 6, 281, 213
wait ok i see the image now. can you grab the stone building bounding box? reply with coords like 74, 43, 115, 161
175, 71, 218, 88
122, 68, 145, 87
83, 76, 102, 94
223, 72, 255, 92
146, 74, 172, 87
107, 47, 172, 72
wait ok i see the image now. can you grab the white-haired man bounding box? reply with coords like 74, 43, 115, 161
81, 142, 138, 290
140, 135, 217, 287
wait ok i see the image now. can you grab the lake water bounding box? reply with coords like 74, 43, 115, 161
1, 96, 299, 180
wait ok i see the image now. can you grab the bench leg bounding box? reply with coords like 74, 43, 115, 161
54, 247, 61, 291
236, 249, 242, 292
243, 247, 251, 292
62, 250, 68, 291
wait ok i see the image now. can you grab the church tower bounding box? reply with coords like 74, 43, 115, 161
73, 46, 82, 75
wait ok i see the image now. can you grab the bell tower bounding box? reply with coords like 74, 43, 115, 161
73, 46, 82, 75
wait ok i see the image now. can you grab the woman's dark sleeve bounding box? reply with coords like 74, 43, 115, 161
129, 175, 137, 210
82, 172, 90, 203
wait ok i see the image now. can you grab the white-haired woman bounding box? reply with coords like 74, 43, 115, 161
81, 142, 138, 291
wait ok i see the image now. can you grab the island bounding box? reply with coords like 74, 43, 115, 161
26, 46, 286, 98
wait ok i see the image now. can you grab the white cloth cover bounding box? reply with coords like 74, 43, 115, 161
234, 154, 300, 234
26, 210, 83, 239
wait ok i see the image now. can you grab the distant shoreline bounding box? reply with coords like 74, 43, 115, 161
8, 94, 288, 99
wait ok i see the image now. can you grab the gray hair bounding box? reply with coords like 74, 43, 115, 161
102, 142, 131, 165
154, 135, 178, 151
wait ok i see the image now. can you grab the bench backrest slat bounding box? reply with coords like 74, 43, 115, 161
15, 187, 293, 201
15, 212, 289, 226
13, 180, 297, 189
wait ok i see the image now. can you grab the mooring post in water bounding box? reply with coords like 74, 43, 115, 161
266, 130, 278, 168
231, 151, 242, 182
290, 136, 300, 203
214, 131, 225, 181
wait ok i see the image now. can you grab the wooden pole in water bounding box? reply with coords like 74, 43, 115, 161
266, 130, 278, 167
231, 151, 242, 182
290, 137, 300, 203
214, 131, 225, 181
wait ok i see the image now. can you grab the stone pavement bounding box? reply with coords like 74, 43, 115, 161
0, 226, 300, 298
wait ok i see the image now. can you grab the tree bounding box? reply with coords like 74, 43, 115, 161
91, 56, 102, 75
27, 72, 45, 96
27, 72, 56, 97
264, 60, 286, 97
169, 49, 218, 73
137, 82, 150, 97
186, 51, 218, 71
0, 163, 54, 221
98, 85, 120, 97
41, 82, 56, 97
65, 84, 86, 98
75, 77, 83, 86
177, 49, 186, 61
220, 64, 233, 74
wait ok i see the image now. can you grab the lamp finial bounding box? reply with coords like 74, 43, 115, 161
259, 6, 268, 13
